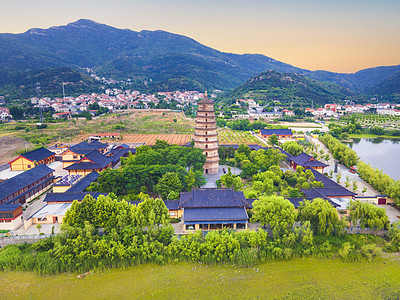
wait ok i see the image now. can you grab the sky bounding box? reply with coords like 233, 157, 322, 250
1, 0, 399, 73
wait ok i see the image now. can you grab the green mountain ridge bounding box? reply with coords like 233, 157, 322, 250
0, 19, 399, 96
226, 70, 354, 106
0, 67, 104, 99
366, 71, 400, 102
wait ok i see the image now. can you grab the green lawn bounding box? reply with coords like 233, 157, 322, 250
349, 133, 400, 139
2, 258, 400, 299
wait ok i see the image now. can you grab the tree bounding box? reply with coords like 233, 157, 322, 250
268, 134, 279, 145
64, 194, 97, 228
348, 200, 389, 229
282, 141, 303, 156
352, 180, 358, 193
155, 172, 183, 199
388, 221, 400, 251
185, 167, 196, 190
36, 224, 42, 234
220, 167, 243, 191
251, 195, 297, 237
298, 198, 344, 236
336, 173, 342, 184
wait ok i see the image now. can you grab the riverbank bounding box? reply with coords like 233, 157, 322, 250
2, 257, 400, 299
349, 133, 400, 140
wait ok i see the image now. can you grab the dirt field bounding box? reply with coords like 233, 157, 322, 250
0, 136, 33, 165
72, 133, 193, 146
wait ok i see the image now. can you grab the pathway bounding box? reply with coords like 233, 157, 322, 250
203, 165, 241, 188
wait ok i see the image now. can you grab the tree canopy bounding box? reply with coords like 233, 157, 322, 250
348, 200, 389, 229
251, 195, 297, 237
298, 198, 346, 236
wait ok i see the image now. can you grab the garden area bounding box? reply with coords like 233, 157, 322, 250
218, 129, 263, 145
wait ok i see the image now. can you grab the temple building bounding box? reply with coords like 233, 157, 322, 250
194, 93, 220, 174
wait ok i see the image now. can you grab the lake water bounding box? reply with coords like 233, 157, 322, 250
345, 138, 400, 180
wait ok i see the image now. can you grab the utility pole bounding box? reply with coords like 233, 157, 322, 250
62, 81, 66, 99
36, 82, 43, 123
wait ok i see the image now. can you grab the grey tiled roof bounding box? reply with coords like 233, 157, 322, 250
19, 147, 54, 162
183, 207, 248, 222
0, 165, 54, 201
179, 188, 250, 208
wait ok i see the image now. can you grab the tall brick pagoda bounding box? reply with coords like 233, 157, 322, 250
194, 92, 220, 174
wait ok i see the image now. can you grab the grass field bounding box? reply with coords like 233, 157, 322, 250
1, 258, 400, 299
349, 133, 400, 140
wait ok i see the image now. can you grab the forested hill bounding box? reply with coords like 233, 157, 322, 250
0, 67, 104, 99
0, 19, 399, 95
225, 70, 354, 106
365, 71, 400, 102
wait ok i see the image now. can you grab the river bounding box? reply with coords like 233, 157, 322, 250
345, 138, 400, 180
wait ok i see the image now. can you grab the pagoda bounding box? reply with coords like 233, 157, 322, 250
194, 92, 220, 174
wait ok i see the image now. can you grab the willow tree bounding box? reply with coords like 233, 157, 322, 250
251, 195, 297, 237
298, 198, 345, 236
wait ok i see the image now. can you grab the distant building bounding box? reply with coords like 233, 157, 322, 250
283, 151, 328, 173
64, 150, 113, 176
9, 147, 55, 171
259, 129, 293, 140
61, 141, 108, 168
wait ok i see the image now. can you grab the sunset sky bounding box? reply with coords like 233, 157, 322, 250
1, 0, 399, 73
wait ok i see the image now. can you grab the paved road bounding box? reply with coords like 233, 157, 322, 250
310, 136, 378, 196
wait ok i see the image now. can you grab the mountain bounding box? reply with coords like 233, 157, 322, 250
0, 19, 399, 96
365, 71, 400, 102
0, 67, 103, 99
226, 70, 354, 106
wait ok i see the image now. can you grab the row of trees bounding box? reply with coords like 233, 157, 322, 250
357, 161, 400, 207
319, 134, 358, 167
252, 196, 390, 238
225, 119, 288, 131
0, 194, 392, 275
88, 140, 206, 199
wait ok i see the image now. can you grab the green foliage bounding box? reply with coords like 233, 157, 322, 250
155, 172, 183, 199
219, 167, 243, 191
225, 70, 354, 106
348, 200, 389, 229
298, 198, 345, 236
282, 141, 303, 156
91, 141, 206, 196
319, 134, 358, 167
357, 161, 400, 207
251, 195, 297, 237
268, 134, 279, 145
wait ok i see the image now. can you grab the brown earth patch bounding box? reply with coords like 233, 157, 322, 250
0, 136, 33, 165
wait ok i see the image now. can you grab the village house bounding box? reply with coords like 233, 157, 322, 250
9, 147, 55, 171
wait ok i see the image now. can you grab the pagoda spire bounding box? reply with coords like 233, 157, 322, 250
194, 94, 219, 174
